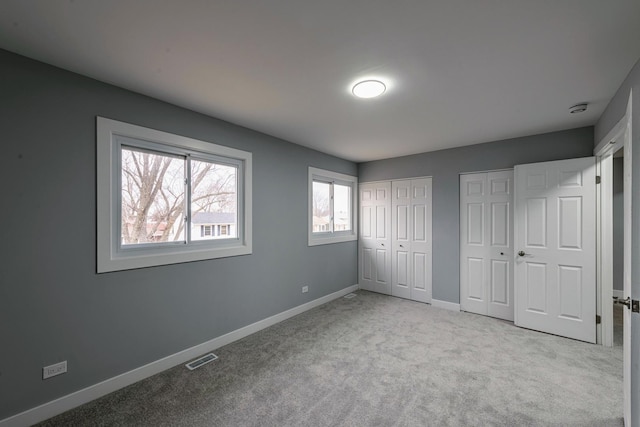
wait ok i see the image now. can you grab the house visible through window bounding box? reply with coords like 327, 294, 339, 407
308, 167, 357, 246
194, 213, 235, 240
97, 117, 252, 272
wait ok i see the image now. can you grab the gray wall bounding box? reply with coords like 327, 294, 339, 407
613, 157, 624, 292
0, 49, 357, 420
358, 128, 594, 303
595, 55, 640, 426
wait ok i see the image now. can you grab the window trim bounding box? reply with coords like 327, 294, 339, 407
308, 167, 357, 246
97, 117, 252, 273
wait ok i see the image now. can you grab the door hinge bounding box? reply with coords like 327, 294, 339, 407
596, 314, 601, 324
596, 176, 601, 184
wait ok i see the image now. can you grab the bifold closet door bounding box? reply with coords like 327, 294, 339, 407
460, 171, 514, 321
392, 178, 432, 303
359, 182, 392, 295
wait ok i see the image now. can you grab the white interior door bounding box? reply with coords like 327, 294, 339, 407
392, 180, 412, 300
621, 119, 632, 425
409, 178, 432, 303
514, 157, 596, 343
392, 178, 432, 303
460, 171, 514, 321
359, 182, 392, 295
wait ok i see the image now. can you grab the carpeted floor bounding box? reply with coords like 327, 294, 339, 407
38, 291, 623, 426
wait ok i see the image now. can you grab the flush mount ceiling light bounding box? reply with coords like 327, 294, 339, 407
352, 80, 386, 98
569, 103, 588, 114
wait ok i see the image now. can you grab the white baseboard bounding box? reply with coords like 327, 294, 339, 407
613, 289, 624, 299
0, 284, 359, 427
431, 298, 461, 312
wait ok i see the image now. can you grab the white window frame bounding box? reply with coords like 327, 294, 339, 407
308, 167, 357, 246
97, 117, 252, 273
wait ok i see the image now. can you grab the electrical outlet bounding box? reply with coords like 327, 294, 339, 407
302, 286, 309, 293
43, 361, 67, 380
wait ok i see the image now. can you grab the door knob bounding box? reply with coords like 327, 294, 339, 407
518, 251, 527, 257
613, 296, 631, 309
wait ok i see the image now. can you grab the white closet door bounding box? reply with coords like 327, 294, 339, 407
391, 178, 432, 303
409, 178, 432, 303
392, 180, 411, 299
359, 182, 392, 295
486, 171, 514, 320
460, 171, 514, 321
514, 157, 596, 343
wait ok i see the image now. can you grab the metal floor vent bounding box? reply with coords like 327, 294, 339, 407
343, 293, 357, 299
185, 353, 218, 371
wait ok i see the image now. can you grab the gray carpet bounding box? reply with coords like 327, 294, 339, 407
38, 291, 623, 426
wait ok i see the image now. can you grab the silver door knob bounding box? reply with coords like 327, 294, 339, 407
518, 251, 526, 257
613, 296, 631, 309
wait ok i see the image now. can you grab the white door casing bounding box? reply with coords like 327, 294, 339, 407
514, 157, 597, 343
392, 178, 432, 303
359, 182, 392, 295
460, 171, 514, 321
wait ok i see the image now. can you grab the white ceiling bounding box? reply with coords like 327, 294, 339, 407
1, 1, 639, 162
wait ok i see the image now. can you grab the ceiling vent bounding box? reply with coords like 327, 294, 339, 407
569, 103, 588, 114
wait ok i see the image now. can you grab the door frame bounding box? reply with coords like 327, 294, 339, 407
593, 90, 632, 424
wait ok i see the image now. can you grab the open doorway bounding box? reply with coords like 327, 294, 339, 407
612, 148, 624, 347
595, 92, 632, 425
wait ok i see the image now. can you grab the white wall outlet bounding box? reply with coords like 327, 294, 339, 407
302, 286, 309, 293
43, 360, 67, 380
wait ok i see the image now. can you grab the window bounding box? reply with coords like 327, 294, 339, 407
97, 117, 252, 272
201, 225, 212, 237
308, 167, 357, 246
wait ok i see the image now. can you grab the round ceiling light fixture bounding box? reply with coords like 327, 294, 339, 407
569, 103, 588, 114
352, 80, 386, 98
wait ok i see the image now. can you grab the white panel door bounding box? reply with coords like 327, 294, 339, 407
621, 120, 632, 424
460, 171, 514, 321
359, 182, 392, 295
409, 178, 432, 303
391, 178, 432, 303
392, 180, 411, 299
514, 157, 596, 343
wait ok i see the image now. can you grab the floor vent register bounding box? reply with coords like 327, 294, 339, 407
186, 353, 218, 370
